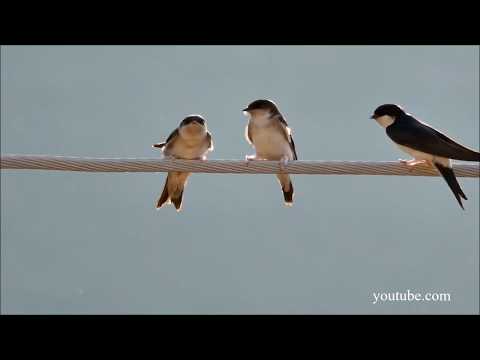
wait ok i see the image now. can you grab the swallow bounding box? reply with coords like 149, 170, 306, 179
152, 115, 213, 211
243, 99, 298, 206
371, 104, 480, 209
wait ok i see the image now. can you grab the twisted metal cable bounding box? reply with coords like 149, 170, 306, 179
1, 154, 479, 177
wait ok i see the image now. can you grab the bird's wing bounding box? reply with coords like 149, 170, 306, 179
289, 134, 298, 160
386, 117, 479, 161
206, 131, 214, 151
274, 115, 298, 160
153, 128, 180, 149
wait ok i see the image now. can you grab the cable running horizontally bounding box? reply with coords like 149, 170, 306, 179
1, 155, 479, 177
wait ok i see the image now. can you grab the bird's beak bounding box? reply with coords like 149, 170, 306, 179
242, 107, 249, 112
370, 114, 376, 119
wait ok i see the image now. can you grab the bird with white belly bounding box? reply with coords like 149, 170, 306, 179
371, 104, 480, 209
243, 99, 298, 206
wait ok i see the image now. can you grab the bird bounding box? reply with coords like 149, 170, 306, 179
370, 104, 480, 209
152, 115, 214, 211
242, 99, 298, 206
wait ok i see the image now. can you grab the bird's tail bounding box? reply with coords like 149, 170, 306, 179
433, 162, 467, 210
156, 174, 172, 209
170, 189, 184, 211
277, 174, 294, 206
156, 172, 189, 212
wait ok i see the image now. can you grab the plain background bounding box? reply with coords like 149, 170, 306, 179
1, 45, 478, 314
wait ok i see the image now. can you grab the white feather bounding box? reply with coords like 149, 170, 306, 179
247, 112, 294, 161
397, 144, 451, 167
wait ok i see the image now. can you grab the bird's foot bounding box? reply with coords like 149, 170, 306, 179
245, 154, 257, 166
399, 158, 427, 172
399, 158, 427, 166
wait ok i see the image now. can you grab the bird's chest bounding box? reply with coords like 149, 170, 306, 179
250, 125, 290, 159
168, 137, 208, 159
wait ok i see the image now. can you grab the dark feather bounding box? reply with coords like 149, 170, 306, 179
276, 113, 289, 128
289, 134, 298, 160
153, 128, 180, 150
386, 114, 480, 161
206, 131, 214, 151
282, 181, 294, 204
164, 128, 180, 145
171, 190, 184, 211
274, 114, 298, 160
433, 163, 467, 210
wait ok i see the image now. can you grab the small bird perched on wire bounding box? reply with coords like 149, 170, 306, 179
242, 99, 298, 206
370, 104, 480, 209
152, 115, 214, 211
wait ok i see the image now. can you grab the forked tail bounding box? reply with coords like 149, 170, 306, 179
434, 163, 467, 210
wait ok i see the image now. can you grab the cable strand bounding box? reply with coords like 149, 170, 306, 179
1, 155, 479, 177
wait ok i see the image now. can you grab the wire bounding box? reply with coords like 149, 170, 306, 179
1, 155, 479, 177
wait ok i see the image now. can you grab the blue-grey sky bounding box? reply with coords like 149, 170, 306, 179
1, 45, 478, 314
